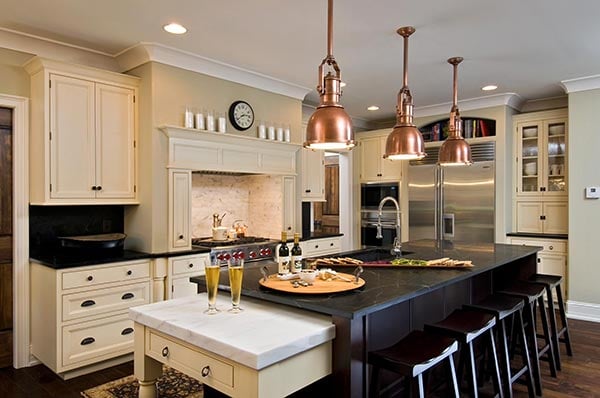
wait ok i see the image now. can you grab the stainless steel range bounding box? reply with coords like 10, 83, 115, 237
192, 236, 278, 263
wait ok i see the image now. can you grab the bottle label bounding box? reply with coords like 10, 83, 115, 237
278, 256, 290, 274
292, 255, 303, 273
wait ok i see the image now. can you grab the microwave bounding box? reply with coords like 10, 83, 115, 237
360, 182, 399, 209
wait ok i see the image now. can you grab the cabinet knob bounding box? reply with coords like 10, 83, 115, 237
179, 234, 184, 240
189, 263, 194, 268
305, 189, 311, 193
87, 275, 94, 282
287, 226, 291, 230
330, 242, 334, 246
537, 258, 541, 263
549, 245, 554, 250
91, 186, 97, 191
127, 270, 133, 276
540, 187, 546, 192
315, 245, 319, 249
201, 366, 211, 377
97, 186, 102, 190
540, 215, 546, 220
161, 347, 169, 357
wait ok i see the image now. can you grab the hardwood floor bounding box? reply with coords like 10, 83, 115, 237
0, 318, 597, 397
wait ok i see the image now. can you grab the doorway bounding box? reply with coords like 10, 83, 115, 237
0, 107, 13, 368
314, 154, 339, 234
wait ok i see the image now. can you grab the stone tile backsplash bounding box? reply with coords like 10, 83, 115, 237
191, 174, 283, 239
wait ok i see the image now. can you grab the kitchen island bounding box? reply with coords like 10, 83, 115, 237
190, 239, 541, 397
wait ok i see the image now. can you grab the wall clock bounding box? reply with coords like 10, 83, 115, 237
228, 100, 254, 131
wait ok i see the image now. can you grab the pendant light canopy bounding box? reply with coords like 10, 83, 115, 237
304, 0, 354, 150
384, 26, 426, 161
438, 57, 472, 166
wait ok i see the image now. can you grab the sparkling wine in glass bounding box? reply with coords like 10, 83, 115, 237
228, 258, 244, 313
204, 259, 221, 315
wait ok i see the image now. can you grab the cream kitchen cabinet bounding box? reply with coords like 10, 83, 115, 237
301, 148, 325, 201
25, 57, 138, 205
283, 176, 297, 233
515, 201, 568, 234
166, 253, 209, 299
169, 169, 192, 252
357, 133, 402, 182
30, 259, 151, 378
507, 236, 567, 300
301, 236, 342, 257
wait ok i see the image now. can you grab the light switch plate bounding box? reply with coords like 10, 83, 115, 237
585, 186, 600, 199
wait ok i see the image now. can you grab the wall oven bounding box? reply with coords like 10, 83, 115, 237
360, 183, 400, 247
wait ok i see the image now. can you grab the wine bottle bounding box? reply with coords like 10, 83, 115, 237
278, 231, 290, 274
291, 233, 302, 273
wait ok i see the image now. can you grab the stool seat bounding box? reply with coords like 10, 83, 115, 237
426, 309, 496, 343
529, 273, 562, 287
464, 295, 524, 321
498, 282, 545, 303
369, 330, 458, 377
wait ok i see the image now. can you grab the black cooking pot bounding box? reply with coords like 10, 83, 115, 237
57, 233, 127, 250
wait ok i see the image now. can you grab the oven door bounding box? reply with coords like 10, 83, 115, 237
361, 220, 397, 247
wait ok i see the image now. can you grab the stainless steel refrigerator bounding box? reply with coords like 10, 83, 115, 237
408, 141, 495, 243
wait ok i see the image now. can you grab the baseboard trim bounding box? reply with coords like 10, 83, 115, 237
567, 300, 600, 323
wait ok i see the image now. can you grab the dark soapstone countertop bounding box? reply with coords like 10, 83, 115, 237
31, 246, 210, 269
191, 239, 540, 320
506, 232, 568, 240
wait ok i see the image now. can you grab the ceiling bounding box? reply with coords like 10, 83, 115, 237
2, 0, 599, 121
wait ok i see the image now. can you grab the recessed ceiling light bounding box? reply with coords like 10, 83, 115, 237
340, 82, 347, 88
163, 23, 187, 35
481, 85, 498, 91
367, 105, 380, 111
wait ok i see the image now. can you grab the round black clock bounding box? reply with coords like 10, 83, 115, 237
228, 100, 254, 131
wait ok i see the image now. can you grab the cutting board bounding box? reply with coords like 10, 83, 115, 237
258, 273, 365, 294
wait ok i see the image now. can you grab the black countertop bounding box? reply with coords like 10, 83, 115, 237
31, 246, 211, 269
506, 232, 568, 240
191, 240, 540, 320
301, 232, 343, 241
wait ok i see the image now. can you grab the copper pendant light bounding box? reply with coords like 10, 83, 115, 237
304, 0, 354, 150
438, 57, 472, 166
383, 26, 426, 160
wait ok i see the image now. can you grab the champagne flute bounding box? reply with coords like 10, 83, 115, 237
204, 258, 221, 315
228, 258, 244, 313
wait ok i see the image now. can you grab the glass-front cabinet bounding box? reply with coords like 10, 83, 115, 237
516, 117, 567, 197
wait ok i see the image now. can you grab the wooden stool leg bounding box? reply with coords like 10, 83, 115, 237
447, 353, 460, 398
538, 296, 557, 378
556, 286, 573, 356
369, 365, 380, 398
544, 285, 561, 370
488, 329, 505, 398
524, 301, 543, 396
516, 310, 536, 398
467, 342, 479, 398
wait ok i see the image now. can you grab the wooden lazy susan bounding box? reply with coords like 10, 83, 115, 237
258, 272, 365, 294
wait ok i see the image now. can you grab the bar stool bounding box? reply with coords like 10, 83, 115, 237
528, 273, 573, 370
498, 281, 557, 396
425, 309, 504, 398
368, 330, 459, 398
464, 295, 535, 398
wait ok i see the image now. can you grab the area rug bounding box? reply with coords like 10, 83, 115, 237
81, 366, 203, 398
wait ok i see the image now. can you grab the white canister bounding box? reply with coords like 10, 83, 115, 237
284, 125, 291, 142
212, 227, 228, 241
195, 112, 205, 130
206, 111, 215, 132
184, 107, 194, 128
268, 125, 276, 140
218, 116, 227, 133
258, 123, 267, 139
276, 126, 284, 141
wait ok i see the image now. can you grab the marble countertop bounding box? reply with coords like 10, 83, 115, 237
191, 239, 540, 320
129, 293, 335, 370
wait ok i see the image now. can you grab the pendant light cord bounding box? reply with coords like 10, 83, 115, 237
403, 34, 409, 88
327, 0, 333, 58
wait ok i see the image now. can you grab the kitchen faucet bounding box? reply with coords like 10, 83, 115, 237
376, 196, 402, 258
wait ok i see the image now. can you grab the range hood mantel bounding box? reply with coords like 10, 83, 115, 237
160, 125, 300, 175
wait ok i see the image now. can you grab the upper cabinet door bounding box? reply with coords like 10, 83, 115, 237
516, 121, 543, 197
301, 148, 325, 201
95, 83, 136, 199
49, 74, 96, 199
542, 118, 567, 197
359, 136, 382, 181
379, 136, 402, 181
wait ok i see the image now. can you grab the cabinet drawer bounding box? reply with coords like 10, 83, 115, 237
62, 282, 150, 322
62, 313, 134, 367
172, 254, 207, 276
148, 330, 234, 389
62, 260, 150, 290
509, 238, 567, 254
303, 237, 341, 256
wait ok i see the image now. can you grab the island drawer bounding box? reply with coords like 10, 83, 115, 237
172, 254, 208, 276
147, 330, 234, 389
62, 313, 134, 367
302, 237, 341, 257
62, 281, 150, 322
62, 260, 151, 290
509, 238, 567, 253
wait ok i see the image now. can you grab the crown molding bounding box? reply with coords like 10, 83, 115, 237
116, 42, 311, 100
560, 75, 600, 94
414, 93, 525, 118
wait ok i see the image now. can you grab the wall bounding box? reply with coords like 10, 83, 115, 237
191, 174, 282, 239
567, 89, 600, 309
0, 48, 31, 97
125, 62, 302, 253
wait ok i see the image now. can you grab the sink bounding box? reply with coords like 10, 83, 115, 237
343, 248, 414, 263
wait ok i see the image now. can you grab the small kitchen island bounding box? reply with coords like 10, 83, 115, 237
188, 239, 540, 398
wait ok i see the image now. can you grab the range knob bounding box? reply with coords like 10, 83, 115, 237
217, 253, 225, 261
223, 253, 231, 261
233, 251, 245, 260
248, 251, 257, 259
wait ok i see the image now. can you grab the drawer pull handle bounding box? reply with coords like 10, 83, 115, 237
179, 234, 184, 240
121, 293, 135, 300
121, 327, 134, 335
315, 245, 319, 248
189, 263, 194, 268
97, 186, 102, 190
81, 337, 95, 346
330, 242, 334, 246
127, 270, 133, 276
201, 366, 211, 377
81, 300, 96, 307
161, 347, 169, 357
91, 186, 97, 191
549, 245, 554, 250
537, 258, 541, 263
87, 275, 94, 282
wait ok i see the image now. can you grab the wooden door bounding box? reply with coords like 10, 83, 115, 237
0, 107, 13, 367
